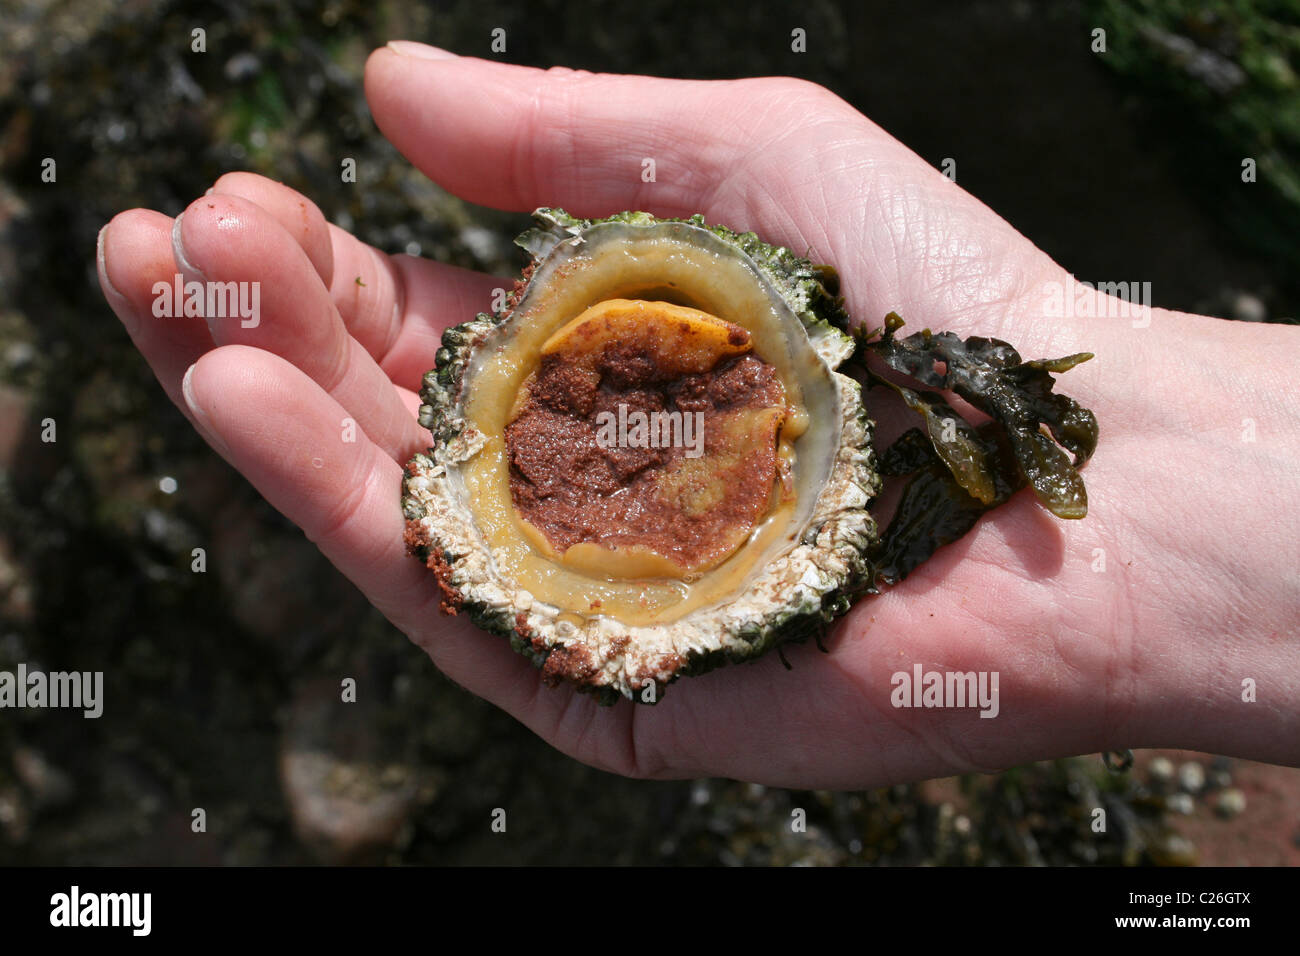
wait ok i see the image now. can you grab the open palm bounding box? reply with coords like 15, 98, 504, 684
97, 44, 1300, 788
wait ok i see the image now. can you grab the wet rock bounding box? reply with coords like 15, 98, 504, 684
279, 675, 435, 864
280, 750, 422, 864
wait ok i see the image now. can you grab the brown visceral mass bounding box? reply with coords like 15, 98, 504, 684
505, 337, 789, 576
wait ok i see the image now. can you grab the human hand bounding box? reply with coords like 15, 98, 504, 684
96, 42, 1300, 787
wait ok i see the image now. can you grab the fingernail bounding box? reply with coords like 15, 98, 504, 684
97, 223, 137, 336
172, 213, 221, 339
182, 363, 233, 460
171, 212, 203, 279
387, 40, 458, 60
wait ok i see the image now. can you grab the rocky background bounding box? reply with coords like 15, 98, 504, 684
0, 0, 1296, 864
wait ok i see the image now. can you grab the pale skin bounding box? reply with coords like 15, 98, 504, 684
96, 42, 1300, 789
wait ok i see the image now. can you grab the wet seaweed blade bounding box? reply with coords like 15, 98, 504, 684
850, 313, 1099, 586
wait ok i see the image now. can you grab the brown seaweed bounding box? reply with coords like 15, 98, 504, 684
852, 313, 1098, 586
